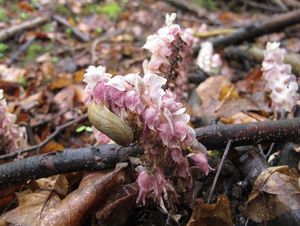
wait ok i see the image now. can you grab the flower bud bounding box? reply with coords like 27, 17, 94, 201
88, 102, 134, 146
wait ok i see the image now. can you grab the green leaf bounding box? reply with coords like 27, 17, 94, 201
76, 125, 86, 133
85, 126, 93, 132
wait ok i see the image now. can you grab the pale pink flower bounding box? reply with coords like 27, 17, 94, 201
83, 65, 111, 93
136, 169, 173, 205
197, 41, 222, 74
188, 152, 212, 176
262, 42, 299, 112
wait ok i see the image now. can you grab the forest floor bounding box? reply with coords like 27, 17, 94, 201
0, 0, 299, 226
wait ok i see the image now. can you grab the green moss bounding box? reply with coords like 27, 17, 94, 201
0, 43, 7, 58
26, 43, 44, 61
84, 2, 122, 20
0, 8, 7, 21
43, 23, 53, 33
55, 4, 72, 17
193, 0, 217, 11
20, 12, 29, 20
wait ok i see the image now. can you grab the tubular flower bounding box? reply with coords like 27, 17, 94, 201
136, 169, 173, 205
0, 89, 27, 154
196, 41, 222, 74
262, 42, 299, 112
188, 152, 212, 176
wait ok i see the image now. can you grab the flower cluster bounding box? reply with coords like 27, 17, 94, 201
0, 89, 27, 154
84, 13, 211, 207
84, 62, 210, 205
196, 41, 222, 74
262, 42, 299, 112
143, 13, 196, 99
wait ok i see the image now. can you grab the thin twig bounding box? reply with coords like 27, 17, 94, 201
0, 16, 49, 42
0, 144, 142, 188
194, 9, 300, 52
0, 114, 88, 161
52, 14, 90, 42
8, 38, 35, 65
224, 45, 300, 76
208, 140, 232, 203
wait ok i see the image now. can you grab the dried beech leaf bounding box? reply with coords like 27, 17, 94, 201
196, 75, 231, 111
33, 175, 69, 196
41, 140, 64, 153
39, 167, 127, 226
1, 190, 61, 226
246, 165, 300, 223
94, 184, 138, 226
187, 195, 233, 226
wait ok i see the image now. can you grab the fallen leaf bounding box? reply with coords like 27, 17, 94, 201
0, 64, 26, 82
187, 195, 233, 226
246, 166, 300, 223
39, 167, 127, 226
1, 190, 61, 226
41, 140, 65, 153
31, 175, 69, 196
50, 74, 73, 90
94, 183, 138, 226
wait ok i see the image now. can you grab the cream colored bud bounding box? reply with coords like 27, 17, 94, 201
88, 102, 134, 146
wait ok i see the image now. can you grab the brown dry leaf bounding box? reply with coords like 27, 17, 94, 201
187, 195, 233, 226
74, 69, 85, 83
197, 76, 231, 106
41, 61, 56, 78
218, 85, 239, 101
236, 68, 264, 94
220, 112, 259, 124
0, 80, 21, 97
32, 175, 69, 196
50, 74, 73, 90
196, 76, 261, 121
53, 85, 75, 111
215, 97, 260, 118
94, 184, 138, 226
246, 165, 300, 223
19, 91, 44, 111
41, 140, 65, 153
0, 64, 26, 82
39, 167, 127, 226
1, 190, 61, 226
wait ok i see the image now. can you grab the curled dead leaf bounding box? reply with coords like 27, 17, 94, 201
187, 195, 233, 226
39, 167, 127, 226
246, 165, 300, 223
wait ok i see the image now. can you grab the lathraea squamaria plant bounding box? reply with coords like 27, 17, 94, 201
262, 42, 299, 113
84, 13, 211, 209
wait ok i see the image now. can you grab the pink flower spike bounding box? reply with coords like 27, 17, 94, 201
188, 152, 212, 176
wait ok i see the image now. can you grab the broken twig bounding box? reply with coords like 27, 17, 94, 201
208, 140, 232, 203
224, 45, 300, 76
53, 14, 90, 42
0, 114, 88, 161
0, 16, 49, 42
0, 144, 142, 188
195, 118, 300, 150
194, 9, 300, 51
